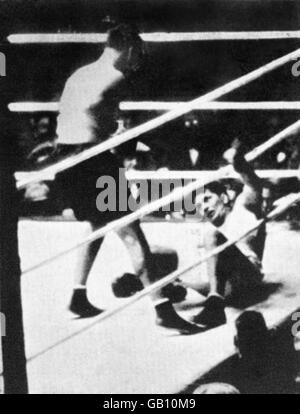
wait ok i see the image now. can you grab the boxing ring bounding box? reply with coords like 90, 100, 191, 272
2, 30, 300, 393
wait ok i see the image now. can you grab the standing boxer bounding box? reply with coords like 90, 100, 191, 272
56, 24, 201, 334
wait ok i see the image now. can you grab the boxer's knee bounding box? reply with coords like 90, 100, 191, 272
118, 225, 148, 275
117, 225, 137, 247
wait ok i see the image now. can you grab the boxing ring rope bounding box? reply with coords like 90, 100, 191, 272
22, 118, 300, 276
16, 47, 300, 190
26, 190, 300, 363
126, 170, 300, 181
120, 101, 300, 111
9, 101, 300, 113
9, 102, 60, 112
8, 31, 300, 44
15, 169, 300, 184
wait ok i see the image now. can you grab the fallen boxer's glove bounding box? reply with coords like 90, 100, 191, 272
112, 273, 144, 298
161, 282, 187, 303
112, 273, 187, 303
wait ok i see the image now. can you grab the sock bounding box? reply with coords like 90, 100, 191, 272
73, 285, 87, 291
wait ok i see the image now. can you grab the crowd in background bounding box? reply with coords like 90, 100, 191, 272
17, 112, 300, 220
18, 112, 300, 171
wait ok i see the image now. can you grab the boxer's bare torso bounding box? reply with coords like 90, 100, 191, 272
57, 55, 125, 146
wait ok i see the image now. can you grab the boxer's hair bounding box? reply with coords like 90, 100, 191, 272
204, 181, 227, 196
106, 24, 142, 51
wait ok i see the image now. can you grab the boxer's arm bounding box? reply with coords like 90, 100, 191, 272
224, 145, 263, 214
233, 151, 262, 192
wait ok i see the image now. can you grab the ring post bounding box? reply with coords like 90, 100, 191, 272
0, 104, 28, 393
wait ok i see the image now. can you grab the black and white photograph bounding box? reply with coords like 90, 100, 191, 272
1, 0, 300, 396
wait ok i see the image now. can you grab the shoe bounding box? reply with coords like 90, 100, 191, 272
155, 301, 204, 335
69, 289, 103, 318
192, 295, 226, 329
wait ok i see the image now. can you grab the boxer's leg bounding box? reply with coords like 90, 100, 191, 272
191, 226, 227, 327
56, 150, 105, 317
118, 221, 203, 335
69, 221, 104, 318
192, 226, 262, 328
117, 221, 153, 288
